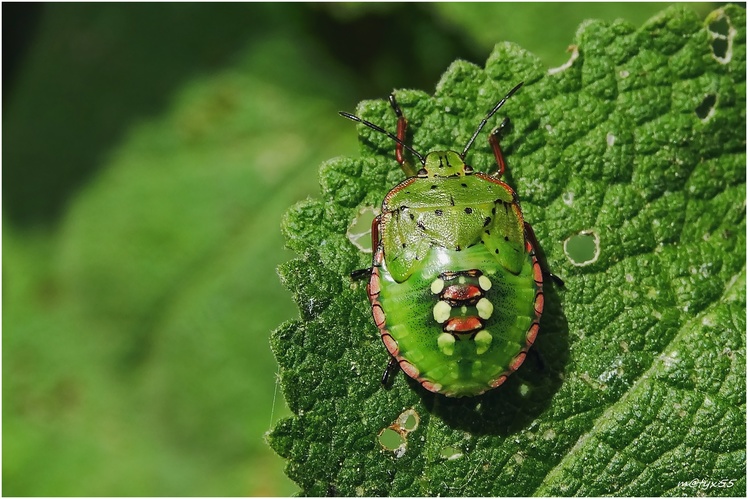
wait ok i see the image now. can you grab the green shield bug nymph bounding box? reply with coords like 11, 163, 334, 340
342, 83, 561, 397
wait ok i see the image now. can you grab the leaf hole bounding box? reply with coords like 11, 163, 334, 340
564, 230, 600, 267
695, 93, 717, 122
707, 11, 735, 63
440, 446, 463, 460
399, 410, 419, 432
347, 205, 378, 253
378, 428, 405, 452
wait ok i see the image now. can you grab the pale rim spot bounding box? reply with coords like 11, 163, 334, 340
563, 229, 600, 267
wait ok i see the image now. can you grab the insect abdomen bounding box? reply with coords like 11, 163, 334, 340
373, 243, 540, 397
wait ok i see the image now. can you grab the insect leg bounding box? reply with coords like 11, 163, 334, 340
524, 222, 565, 287
350, 214, 381, 280
489, 117, 511, 178
389, 94, 418, 177
381, 355, 400, 388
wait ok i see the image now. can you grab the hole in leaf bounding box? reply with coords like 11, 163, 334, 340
564, 230, 599, 267
347, 205, 377, 253
440, 446, 463, 460
378, 428, 405, 451
396, 408, 419, 432
707, 11, 734, 63
695, 93, 717, 121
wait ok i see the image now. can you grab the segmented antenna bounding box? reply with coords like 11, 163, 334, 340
461, 81, 524, 159
339, 111, 426, 164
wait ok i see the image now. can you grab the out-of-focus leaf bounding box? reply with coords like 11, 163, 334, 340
4, 24, 358, 497
434, 2, 716, 67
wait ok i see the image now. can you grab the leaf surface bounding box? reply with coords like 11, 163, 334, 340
270, 6, 746, 496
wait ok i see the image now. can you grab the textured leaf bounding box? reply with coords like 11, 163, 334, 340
270, 5, 746, 496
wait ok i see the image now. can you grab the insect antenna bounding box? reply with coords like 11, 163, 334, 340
461, 81, 524, 159
339, 111, 426, 164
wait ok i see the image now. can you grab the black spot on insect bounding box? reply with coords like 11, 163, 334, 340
409, 213, 415, 220
401, 243, 406, 248
485, 229, 491, 235
435, 209, 443, 216
495, 249, 500, 254
491, 207, 496, 215
431, 185, 438, 190
450, 195, 455, 206
504, 235, 510, 241
461, 183, 468, 188
417, 221, 426, 231
399, 205, 408, 212
456, 245, 462, 251
464, 207, 473, 214
484, 217, 492, 227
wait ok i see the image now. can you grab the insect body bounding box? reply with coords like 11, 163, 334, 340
342, 83, 551, 397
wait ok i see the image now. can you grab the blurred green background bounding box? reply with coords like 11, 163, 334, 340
3, 3, 717, 496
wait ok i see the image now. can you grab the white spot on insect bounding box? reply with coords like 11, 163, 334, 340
476, 298, 494, 320
606, 132, 616, 146
433, 301, 451, 323
458, 276, 466, 284
562, 191, 574, 206
461, 305, 468, 315
478, 275, 492, 291
431, 278, 445, 295
474, 330, 492, 355
548, 44, 579, 75
438, 332, 456, 356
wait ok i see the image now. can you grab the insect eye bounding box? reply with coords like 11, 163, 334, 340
417, 168, 428, 178
464, 165, 474, 174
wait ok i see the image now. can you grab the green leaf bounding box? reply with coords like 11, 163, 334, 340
270, 5, 746, 496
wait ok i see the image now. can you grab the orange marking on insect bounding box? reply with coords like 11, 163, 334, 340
399, 359, 420, 378
491, 375, 508, 388
510, 352, 527, 371
381, 332, 399, 356
526, 322, 540, 346
533, 261, 543, 285
442, 284, 482, 302
368, 273, 381, 296
534, 292, 544, 316
420, 380, 439, 393
372, 303, 386, 328
444, 316, 482, 333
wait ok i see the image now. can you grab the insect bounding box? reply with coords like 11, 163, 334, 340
342, 82, 560, 397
